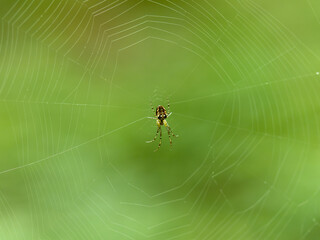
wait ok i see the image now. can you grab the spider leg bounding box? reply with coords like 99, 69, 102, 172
164, 120, 178, 138
146, 126, 160, 143
167, 98, 170, 114
155, 127, 162, 151
150, 101, 155, 115
166, 126, 173, 146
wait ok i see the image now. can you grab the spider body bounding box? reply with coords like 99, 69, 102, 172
156, 105, 167, 124
147, 102, 178, 151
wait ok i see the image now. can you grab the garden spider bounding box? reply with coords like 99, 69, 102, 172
146, 101, 178, 151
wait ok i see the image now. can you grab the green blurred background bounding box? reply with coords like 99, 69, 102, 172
1, 0, 320, 239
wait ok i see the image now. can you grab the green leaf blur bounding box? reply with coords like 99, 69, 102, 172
1, 0, 320, 239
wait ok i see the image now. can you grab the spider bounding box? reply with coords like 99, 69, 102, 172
146, 101, 178, 151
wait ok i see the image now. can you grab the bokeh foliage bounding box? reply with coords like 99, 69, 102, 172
1, 0, 320, 239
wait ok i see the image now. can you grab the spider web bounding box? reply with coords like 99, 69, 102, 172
1, 0, 320, 239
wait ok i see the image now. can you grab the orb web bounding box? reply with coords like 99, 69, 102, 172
0, 0, 320, 239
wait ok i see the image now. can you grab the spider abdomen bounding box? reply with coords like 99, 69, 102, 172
156, 105, 167, 122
